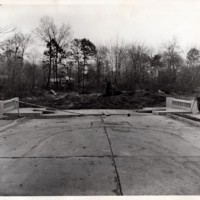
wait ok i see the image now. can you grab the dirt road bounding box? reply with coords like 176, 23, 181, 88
0, 112, 200, 195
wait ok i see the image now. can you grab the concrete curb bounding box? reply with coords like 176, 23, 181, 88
166, 113, 200, 127
21, 113, 134, 119
4, 110, 146, 119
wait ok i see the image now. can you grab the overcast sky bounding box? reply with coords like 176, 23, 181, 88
0, 0, 200, 54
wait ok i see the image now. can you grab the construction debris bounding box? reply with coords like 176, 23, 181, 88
22, 91, 165, 110
50, 90, 57, 96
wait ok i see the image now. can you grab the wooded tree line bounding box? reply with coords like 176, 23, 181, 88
0, 16, 200, 98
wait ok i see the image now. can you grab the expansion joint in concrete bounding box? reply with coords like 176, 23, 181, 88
0, 156, 114, 159
101, 118, 123, 196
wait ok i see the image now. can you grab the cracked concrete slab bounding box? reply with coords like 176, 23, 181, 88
105, 126, 200, 156
0, 157, 117, 195
0, 118, 110, 157
1, 112, 200, 195
115, 156, 200, 195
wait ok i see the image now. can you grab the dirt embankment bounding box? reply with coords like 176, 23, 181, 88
21, 91, 166, 110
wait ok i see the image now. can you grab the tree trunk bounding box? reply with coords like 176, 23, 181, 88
77, 60, 80, 90
82, 57, 86, 90
55, 49, 58, 89
47, 44, 52, 89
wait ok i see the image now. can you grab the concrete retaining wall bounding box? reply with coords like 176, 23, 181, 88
166, 97, 199, 114
0, 98, 19, 118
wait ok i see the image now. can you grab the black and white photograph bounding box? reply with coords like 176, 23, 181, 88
0, 0, 200, 198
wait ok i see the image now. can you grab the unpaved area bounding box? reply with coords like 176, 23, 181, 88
1, 112, 200, 195
22, 91, 166, 109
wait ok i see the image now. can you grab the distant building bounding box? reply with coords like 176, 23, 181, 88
49, 76, 75, 89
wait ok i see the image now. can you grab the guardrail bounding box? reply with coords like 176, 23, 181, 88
166, 97, 199, 114
0, 97, 19, 117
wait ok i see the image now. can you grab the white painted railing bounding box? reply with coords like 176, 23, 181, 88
0, 97, 19, 117
166, 97, 199, 114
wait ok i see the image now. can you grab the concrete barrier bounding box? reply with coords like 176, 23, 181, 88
0, 98, 19, 118
166, 97, 199, 114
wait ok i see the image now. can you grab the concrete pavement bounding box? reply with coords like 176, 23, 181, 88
0, 119, 14, 130
1, 112, 200, 195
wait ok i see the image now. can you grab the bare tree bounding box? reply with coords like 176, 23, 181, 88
35, 16, 72, 88
0, 32, 32, 96
162, 38, 183, 72
25, 49, 42, 90
187, 47, 200, 67
95, 45, 109, 90
126, 44, 151, 90
69, 39, 83, 90
185, 47, 200, 89
110, 38, 127, 87
160, 37, 183, 91
80, 38, 96, 90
